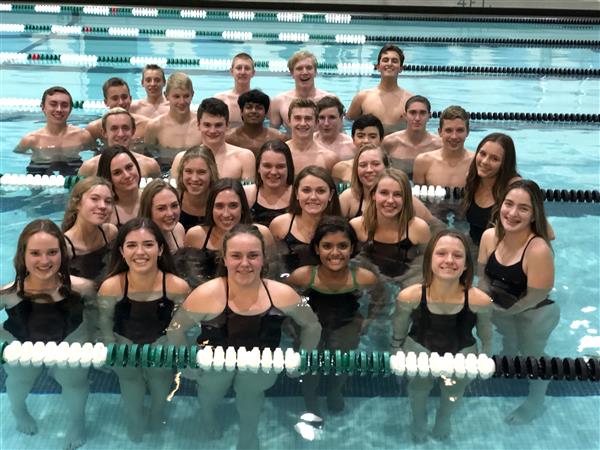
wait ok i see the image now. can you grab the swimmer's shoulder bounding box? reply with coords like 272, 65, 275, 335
100, 223, 118, 242
408, 216, 431, 244
396, 283, 421, 307
269, 212, 293, 238
478, 228, 498, 261
184, 225, 209, 248
164, 272, 191, 295
349, 216, 367, 241
467, 287, 493, 311
185, 277, 227, 314
98, 274, 124, 296
70, 276, 96, 298
288, 265, 313, 288
263, 279, 301, 309
355, 267, 378, 287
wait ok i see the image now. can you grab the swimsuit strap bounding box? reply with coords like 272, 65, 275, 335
162, 270, 167, 297
170, 230, 180, 250
202, 226, 214, 250
520, 236, 537, 263
309, 265, 318, 288
350, 267, 359, 290
420, 285, 428, 306
286, 214, 296, 235
464, 286, 469, 308
356, 191, 364, 217
255, 186, 260, 205
124, 272, 129, 297
64, 234, 77, 258
261, 279, 274, 306
114, 205, 122, 226
97, 225, 108, 244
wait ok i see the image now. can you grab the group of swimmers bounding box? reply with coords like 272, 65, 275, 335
3, 44, 559, 450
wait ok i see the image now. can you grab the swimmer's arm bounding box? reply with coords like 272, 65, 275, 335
170, 151, 184, 179
243, 184, 257, 208
392, 284, 420, 350
240, 151, 256, 182
268, 96, 283, 129
78, 157, 98, 176
142, 155, 161, 178
14, 134, 36, 153
471, 289, 493, 355
411, 154, 429, 186
346, 91, 365, 120
476, 229, 496, 295
143, 118, 160, 146
96, 294, 119, 343
85, 119, 102, 141
166, 306, 210, 346
546, 220, 556, 241
413, 196, 435, 224
287, 265, 312, 289
279, 295, 322, 351
255, 224, 275, 252
80, 129, 96, 148
410, 217, 432, 245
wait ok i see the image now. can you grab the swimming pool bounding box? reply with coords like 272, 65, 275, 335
0, 5, 599, 450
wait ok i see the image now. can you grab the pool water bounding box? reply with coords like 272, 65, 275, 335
0, 6, 599, 450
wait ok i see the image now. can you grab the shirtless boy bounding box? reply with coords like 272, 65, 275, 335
78, 108, 161, 178
347, 44, 414, 135
382, 95, 442, 179
286, 98, 339, 173
314, 96, 355, 160
331, 114, 384, 183
171, 98, 255, 180
86, 78, 148, 142
269, 50, 332, 131
15, 86, 94, 175
144, 72, 203, 172
214, 53, 256, 128
225, 89, 287, 155
129, 64, 170, 118
413, 105, 474, 187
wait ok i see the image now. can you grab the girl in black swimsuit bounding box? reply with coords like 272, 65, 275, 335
269, 166, 342, 274
1, 219, 96, 450
394, 230, 492, 442
168, 225, 321, 450
463, 133, 519, 245
175, 146, 219, 232
339, 144, 389, 218
97, 145, 142, 228
289, 216, 379, 416
98, 218, 190, 442
184, 178, 274, 284
139, 179, 185, 253
244, 140, 294, 227
62, 176, 117, 283
478, 180, 559, 425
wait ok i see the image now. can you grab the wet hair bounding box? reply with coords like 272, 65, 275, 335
376, 44, 405, 66
289, 166, 341, 216
101, 107, 136, 133
102, 77, 130, 99
176, 145, 219, 196
422, 229, 474, 289
350, 144, 390, 197
362, 168, 415, 237
139, 179, 180, 222
238, 89, 270, 114
287, 98, 317, 121
204, 178, 252, 228
96, 145, 141, 201
197, 97, 229, 123
3, 219, 72, 299
405, 95, 432, 113
317, 96, 344, 117
218, 224, 267, 277
231, 52, 255, 69
351, 114, 384, 141
62, 176, 114, 232
165, 71, 193, 95
41, 86, 73, 110
493, 179, 551, 245
439, 105, 470, 132
105, 218, 176, 278
255, 140, 295, 188
142, 64, 166, 82
287, 50, 318, 72
463, 133, 519, 214
311, 215, 359, 259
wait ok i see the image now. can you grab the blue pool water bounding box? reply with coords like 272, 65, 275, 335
0, 6, 599, 450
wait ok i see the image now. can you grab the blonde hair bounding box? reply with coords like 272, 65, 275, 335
362, 168, 414, 238
176, 146, 219, 198
62, 177, 113, 231
287, 50, 317, 72
165, 72, 193, 95
350, 144, 390, 197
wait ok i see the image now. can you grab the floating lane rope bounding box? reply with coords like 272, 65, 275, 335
1, 341, 597, 381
